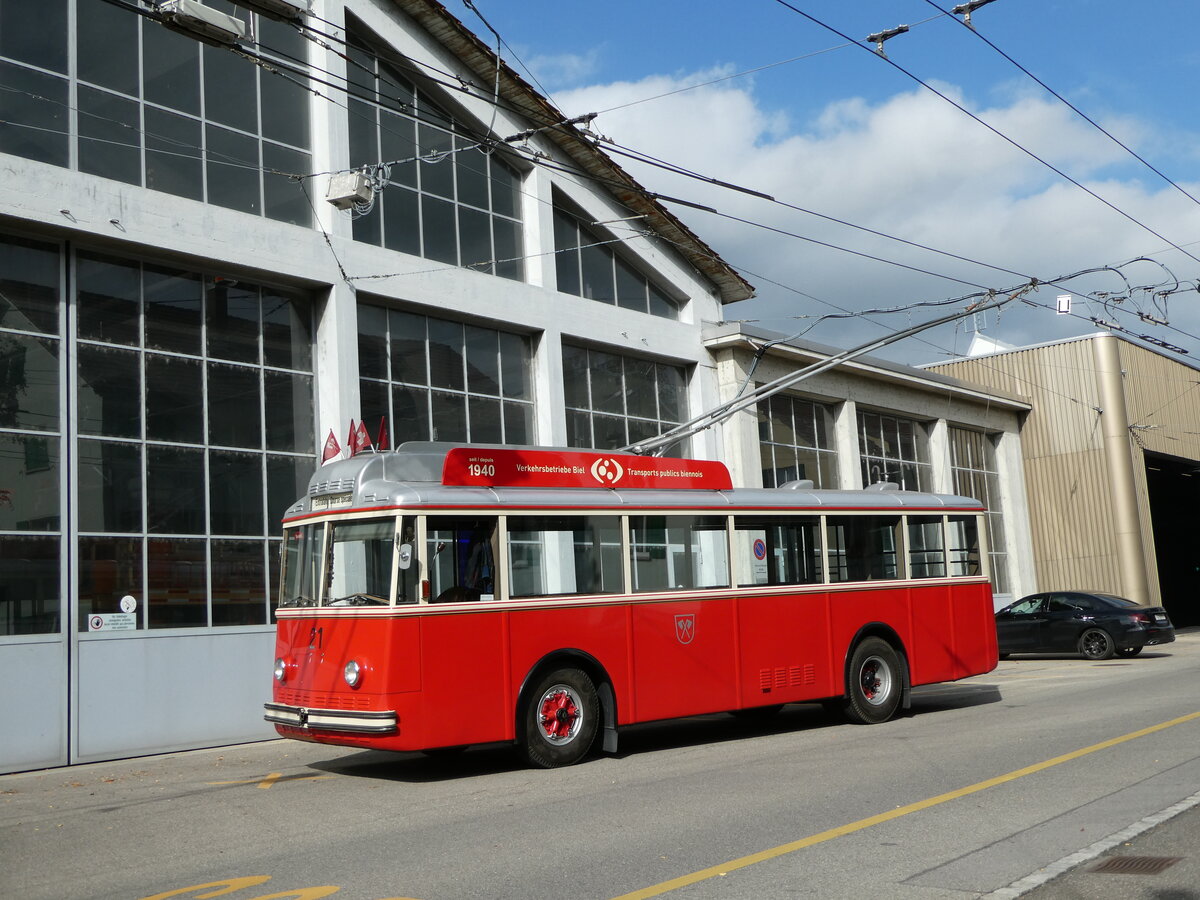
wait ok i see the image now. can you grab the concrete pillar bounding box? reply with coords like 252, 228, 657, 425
1093, 334, 1150, 605
834, 399, 861, 489
927, 418, 952, 494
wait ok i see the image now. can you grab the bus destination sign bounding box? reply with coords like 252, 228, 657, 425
442, 447, 733, 490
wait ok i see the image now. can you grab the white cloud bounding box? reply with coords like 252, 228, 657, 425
522, 49, 604, 89
549, 71, 1200, 363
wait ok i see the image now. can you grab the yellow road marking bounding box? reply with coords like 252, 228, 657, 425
205, 773, 331, 789
611, 709, 1200, 900
139, 877, 420, 900
140, 876, 273, 899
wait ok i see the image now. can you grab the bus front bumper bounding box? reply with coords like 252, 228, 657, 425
263, 702, 397, 734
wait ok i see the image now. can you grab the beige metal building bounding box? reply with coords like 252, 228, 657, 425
929, 332, 1200, 627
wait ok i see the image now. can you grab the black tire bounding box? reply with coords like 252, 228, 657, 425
1078, 628, 1115, 660
843, 637, 904, 725
998, 652, 1011, 660
520, 668, 599, 768
1115, 646, 1143, 658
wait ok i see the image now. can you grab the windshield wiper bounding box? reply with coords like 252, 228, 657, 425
328, 593, 388, 607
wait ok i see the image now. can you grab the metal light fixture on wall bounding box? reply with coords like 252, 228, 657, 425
156, 0, 247, 47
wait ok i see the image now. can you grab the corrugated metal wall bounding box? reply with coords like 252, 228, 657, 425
933, 337, 1121, 595
933, 334, 1200, 605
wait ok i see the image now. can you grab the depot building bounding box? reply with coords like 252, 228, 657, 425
0, 0, 1035, 773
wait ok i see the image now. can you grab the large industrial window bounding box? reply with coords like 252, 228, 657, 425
345, 25, 525, 280
358, 303, 535, 446
561, 344, 687, 456
857, 410, 932, 491
0, 233, 63, 635
553, 203, 680, 319
950, 427, 1007, 592
0, 0, 312, 224
74, 251, 314, 630
758, 393, 838, 488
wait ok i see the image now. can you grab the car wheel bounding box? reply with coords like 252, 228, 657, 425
1078, 628, 1115, 660
1115, 646, 1143, 658
520, 668, 599, 768
843, 637, 904, 724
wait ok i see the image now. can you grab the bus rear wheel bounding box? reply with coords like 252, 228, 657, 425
520, 668, 599, 768
843, 637, 903, 725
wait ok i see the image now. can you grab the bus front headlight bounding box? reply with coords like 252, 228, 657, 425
273, 658, 288, 683
344, 659, 362, 688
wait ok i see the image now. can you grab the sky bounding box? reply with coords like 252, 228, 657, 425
468, 0, 1200, 365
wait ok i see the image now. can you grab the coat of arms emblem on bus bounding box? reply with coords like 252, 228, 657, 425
590, 457, 625, 485
675, 614, 696, 645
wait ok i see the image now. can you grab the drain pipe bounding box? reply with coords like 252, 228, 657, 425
1093, 333, 1150, 606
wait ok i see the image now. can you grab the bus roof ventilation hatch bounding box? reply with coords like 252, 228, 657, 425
777, 479, 815, 491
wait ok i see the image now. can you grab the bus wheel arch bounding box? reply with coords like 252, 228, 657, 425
839, 626, 910, 724
516, 651, 616, 767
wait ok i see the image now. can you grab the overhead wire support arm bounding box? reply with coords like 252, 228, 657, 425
621, 283, 1036, 457
866, 24, 909, 57
951, 0, 1000, 28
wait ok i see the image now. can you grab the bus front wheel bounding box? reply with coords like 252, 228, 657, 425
844, 637, 903, 725
520, 668, 599, 768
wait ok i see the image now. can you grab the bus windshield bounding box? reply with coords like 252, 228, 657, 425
280, 516, 416, 608
327, 518, 397, 606
280, 523, 322, 608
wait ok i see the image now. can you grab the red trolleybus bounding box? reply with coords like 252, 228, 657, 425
265, 443, 997, 767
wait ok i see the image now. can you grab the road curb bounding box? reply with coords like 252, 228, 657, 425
984, 787, 1200, 898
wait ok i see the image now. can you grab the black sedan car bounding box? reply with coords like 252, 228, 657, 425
995, 591, 1175, 660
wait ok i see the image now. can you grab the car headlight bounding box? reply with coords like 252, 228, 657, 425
344, 659, 362, 688
273, 658, 288, 683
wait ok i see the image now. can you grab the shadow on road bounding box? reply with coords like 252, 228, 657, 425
307, 686, 1003, 782
908, 681, 1004, 713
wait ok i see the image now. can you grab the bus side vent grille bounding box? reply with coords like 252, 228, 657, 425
759, 665, 816, 691
792, 665, 815, 685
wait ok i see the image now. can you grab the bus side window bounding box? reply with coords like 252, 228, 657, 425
826, 516, 903, 582
396, 518, 418, 604
427, 517, 498, 602
734, 516, 822, 587
907, 516, 946, 579
948, 515, 981, 576
506, 515, 622, 598
630, 515, 729, 592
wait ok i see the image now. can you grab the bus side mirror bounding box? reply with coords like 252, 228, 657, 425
398, 543, 413, 570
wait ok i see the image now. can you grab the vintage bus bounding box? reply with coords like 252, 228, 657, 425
265, 443, 998, 767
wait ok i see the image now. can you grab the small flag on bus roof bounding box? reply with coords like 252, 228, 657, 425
351, 419, 373, 456
376, 416, 389, 452
321, 429, 341, 464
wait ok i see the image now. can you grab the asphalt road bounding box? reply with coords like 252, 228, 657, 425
3, 630, 1198, 900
